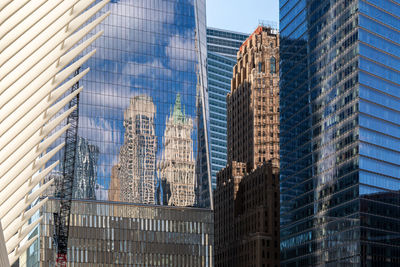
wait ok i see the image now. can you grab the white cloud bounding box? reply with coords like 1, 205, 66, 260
121, 59, 172, 78
165, 31, 197, 71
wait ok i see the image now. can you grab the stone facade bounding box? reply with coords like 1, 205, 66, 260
228, 26, 280, 171
214, 26, 280, 267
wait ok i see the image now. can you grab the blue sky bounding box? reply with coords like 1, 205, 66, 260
206, 0, 279, 34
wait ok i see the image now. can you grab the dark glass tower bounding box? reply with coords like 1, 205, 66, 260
280, 0, 400, 266
197, 28, 248, 207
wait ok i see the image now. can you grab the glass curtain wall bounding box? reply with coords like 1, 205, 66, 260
46, 0, 210, 208
280, 0, 400, 266
198, 28, 248, 207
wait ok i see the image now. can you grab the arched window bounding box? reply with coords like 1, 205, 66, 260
270, 57, 276, 74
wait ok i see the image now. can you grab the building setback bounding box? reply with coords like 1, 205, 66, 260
214, 26, 280, 267
279, 0, 400, 266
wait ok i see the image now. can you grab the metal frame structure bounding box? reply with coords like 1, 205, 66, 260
0, 1, 109, 265
53, 68, 80, 266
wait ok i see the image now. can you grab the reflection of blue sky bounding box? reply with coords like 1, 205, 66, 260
78, 0, 203, 195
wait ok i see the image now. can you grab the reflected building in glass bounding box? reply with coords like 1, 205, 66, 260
73, 137, 100, 200
118, 95, 157, 204
199, 28, 248, 207
158, 93, 196, 207
280, 0, 400, 266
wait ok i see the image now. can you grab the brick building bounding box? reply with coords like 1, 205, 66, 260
214, 26, 280, 267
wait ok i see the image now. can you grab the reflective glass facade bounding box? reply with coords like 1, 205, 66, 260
200, 28, 247, 207
46, 0, 211, 207
38, 199, 213, 266
280, 0, 400, 266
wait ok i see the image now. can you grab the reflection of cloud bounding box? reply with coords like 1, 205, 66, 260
96, 0, 175, 61
122, 59, 172, 79
166, 32, 197, 71
95, 183, 108, 200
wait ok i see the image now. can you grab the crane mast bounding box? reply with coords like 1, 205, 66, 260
53, 67, 80, 267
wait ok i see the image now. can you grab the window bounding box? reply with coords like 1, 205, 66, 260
270, 57, 276, 74
258, 62, 262, 72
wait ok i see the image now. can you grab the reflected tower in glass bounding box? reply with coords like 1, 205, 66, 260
280, 0, 400, 266
118, 95, 157, 204
199, 28, 248, 207
45, 0, 211, 208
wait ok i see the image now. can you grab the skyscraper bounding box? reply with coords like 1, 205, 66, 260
44, 0, 211, 207
280, 0, 400, 266
228, 26, 280, 171
214, 26, 280, 267
118, 95, 157, 204
19, 0, 214, 265
199, 28, 248, 207
158, 94, 196, 207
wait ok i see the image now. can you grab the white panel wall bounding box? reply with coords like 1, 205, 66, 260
0, 1, 109, 265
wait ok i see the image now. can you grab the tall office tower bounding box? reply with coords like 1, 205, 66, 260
20, 0, 213, 265
72, 137, 99, 200
214, 26, 280, 267
280, 0, 400, 266
118, 95, 157, 204
198, 28, 248, 208
159, 94, 196, 207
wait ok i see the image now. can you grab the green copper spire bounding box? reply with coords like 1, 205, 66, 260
172, 93, 185, 123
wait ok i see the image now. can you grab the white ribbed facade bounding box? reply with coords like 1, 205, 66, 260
0, 1, 109, 266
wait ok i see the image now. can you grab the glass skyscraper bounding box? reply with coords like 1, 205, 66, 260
199, 28, 247, 207
46, 0, 211, 208
280, 0, 400, 266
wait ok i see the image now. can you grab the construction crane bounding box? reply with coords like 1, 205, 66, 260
53, 67, 80, 267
